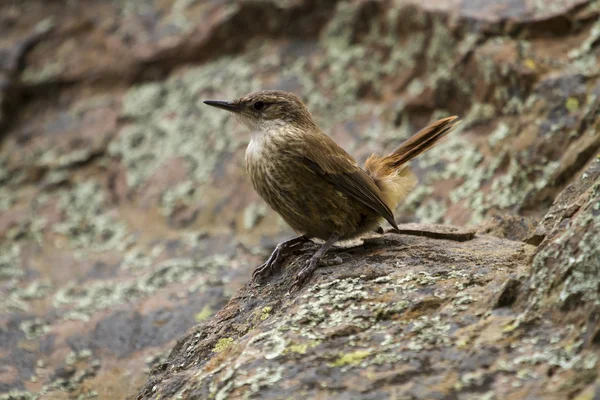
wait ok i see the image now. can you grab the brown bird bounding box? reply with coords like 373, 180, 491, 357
204, 90, 459, 290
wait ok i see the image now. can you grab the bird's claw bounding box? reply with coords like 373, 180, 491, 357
252, 247, 281, 281
289, 256, 321, 293
252, 236, 307, 282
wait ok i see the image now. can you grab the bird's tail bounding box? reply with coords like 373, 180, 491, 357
365, 116, 460, 209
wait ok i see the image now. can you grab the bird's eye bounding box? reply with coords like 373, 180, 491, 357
253, 101, 265, 111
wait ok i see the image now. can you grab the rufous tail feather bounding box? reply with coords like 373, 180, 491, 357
365, 116, 460, 210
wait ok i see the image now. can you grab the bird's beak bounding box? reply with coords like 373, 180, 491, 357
203, 100, 241, 112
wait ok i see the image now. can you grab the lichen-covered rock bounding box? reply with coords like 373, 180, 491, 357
138, 164, 600, 398
1, 0, 599, 398
136, 228, 532, 399
137, 210, 599, 399
527, 159, 600, 314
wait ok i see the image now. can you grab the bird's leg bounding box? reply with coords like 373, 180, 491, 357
253, 235, 308, 281
291, 233, 340, 291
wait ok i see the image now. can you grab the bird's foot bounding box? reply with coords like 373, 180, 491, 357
252, 236, 307, 282
289, 233, 341, 292
290, 254, 323, 292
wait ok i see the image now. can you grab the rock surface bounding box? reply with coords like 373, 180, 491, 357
0, 0, 599, 399
138, 159, 600, 399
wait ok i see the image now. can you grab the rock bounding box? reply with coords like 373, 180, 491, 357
138, 228, 538, 399
1, 0, 599, 398
478, 214, 539, 242
138, 164, 600, 399
527, 159, 600, 314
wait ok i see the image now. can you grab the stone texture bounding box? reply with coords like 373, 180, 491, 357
137, 228, 536, 399
0, 0, 599, 399
137, 204, 600, 398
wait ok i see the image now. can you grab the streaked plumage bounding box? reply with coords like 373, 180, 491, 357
204, 90, 459, 289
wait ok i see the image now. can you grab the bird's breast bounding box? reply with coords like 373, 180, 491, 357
245, 134, 281, 191
245, 134, 268, 171
246, 135, 267, 162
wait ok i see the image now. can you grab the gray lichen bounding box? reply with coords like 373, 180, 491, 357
529, 179, 600, 309
109, 56, 261, 214
52, 254, 229, 321
52, 181, 133, 255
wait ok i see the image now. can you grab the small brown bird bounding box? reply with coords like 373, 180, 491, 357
204, 90, 458, 290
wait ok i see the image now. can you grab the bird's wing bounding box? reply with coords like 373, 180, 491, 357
299, 133, 399, 230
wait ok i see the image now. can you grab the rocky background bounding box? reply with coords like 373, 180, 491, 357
1, 0, 599, 399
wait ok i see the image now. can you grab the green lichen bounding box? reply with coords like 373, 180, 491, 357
399, 126, 493, 224
328, 349, 372, 367
169, 0, 205, 33
42, 170, 69, 186
491, 155, 558, 208
213, 337, 234, 353
565, 97, 580, 112
281, 273, 460, 372
497, 329, 598, 391
260, 306, 272, 321
38, 146, 102, 169
117, 0, 206, 39
286, 341, 319, 355
145, 350, 170, 373
406, 315, 452, 350
159, 180, 197, 217
373, 299, 409, 320
195, 305, 213, 322
288, 343, 309, 354
456, 370, 487, 390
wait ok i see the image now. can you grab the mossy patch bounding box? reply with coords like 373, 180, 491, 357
328, 349, 372, 367
213, 337, 234, 353
286, 341, 320, 355
260, 306, 272, 321
195, 305, 213, 322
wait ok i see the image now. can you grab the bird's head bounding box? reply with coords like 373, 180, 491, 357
204, 90, 316, 132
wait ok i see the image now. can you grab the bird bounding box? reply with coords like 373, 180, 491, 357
204, 90, 459, 290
